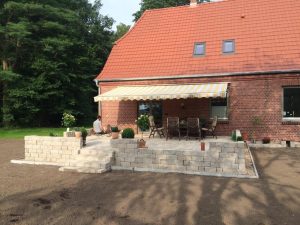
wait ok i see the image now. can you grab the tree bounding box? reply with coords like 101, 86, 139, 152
133, 0, 210, 22
0, 0, 114, 127
114, 23, 131, 41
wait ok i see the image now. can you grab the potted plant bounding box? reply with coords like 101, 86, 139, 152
262, 137, 271, 144
74, 127, 81, 138
122, 128, 135, 139
81, 127, 88, 146
136, 115, 149, 148
111, 126, 120, 139
61, 112, 76, 132
241, 132, 249, 141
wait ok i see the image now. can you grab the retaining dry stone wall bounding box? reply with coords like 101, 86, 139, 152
111, 139, 246, 176
24, 136, 82, 166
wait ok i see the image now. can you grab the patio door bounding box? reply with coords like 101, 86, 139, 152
138, 101, 163, 126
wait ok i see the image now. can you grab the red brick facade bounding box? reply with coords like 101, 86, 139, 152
99, 74, 300, 142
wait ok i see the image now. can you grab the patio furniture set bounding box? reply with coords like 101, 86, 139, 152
148, 116, 218, 141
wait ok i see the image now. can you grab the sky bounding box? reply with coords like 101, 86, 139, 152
89, 0, 141, 30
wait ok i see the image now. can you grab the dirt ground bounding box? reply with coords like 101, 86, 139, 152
0, 140, 299, 225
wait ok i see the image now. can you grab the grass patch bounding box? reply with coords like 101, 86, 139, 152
0, 128, 66, 139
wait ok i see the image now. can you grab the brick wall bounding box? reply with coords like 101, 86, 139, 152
98, 74, 300, 141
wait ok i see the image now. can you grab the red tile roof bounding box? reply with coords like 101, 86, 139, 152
97, 0, 300, 81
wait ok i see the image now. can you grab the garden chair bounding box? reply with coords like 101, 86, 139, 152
166, 117, 181, 140
148, 115, 165, 138
186, 117, 201, 140
202, 116, 218, 139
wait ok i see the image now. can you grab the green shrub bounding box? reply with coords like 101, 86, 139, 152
231, 131, 236, 141
80, 127, 88, 138
237, 136, 243, 142
111, 126, 119, 132
122, 128, 135, 139
61, 112, 76, 128
137, 114, 149, 131
74, 127, 80, 132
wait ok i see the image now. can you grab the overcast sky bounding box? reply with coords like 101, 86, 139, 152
89, 0, 141, 30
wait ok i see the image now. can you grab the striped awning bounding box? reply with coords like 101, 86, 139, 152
94, 83, 228, 102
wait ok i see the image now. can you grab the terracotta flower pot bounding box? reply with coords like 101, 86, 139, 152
242, 132, 249, 141
111, 132, 119, 139
75, 131, 81, 138
138, 139, 146, 148
200, 142, 205, 151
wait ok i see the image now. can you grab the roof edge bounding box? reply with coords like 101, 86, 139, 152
97, 69, 300, 83
114, 10, 149, 45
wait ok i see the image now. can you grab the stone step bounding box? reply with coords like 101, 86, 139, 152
76, 154, 110, 160
69, 160, 111, 169
79, 148, 113, 156
59, 166, 109, 174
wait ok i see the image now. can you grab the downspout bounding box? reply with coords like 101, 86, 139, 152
94, 79, 101, 116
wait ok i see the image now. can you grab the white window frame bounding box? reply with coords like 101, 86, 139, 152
193, 42, 206, 56
282, 86, 300, 122
210, 97, 229, 121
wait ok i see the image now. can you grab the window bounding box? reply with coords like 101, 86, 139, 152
211, 98, 228, 120
138, 101, 163, 126
283, 87, 300, 119
194, 42, 206, 56
223, 40, 235, 54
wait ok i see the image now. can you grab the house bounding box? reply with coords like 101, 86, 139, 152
94, 0, 300, 142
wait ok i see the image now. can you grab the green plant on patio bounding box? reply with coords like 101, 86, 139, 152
137, 114, 149, 139
122, 128, 135, 139
81, 127, 88, 146
61, 112, 76, 131
111, 126, 120, 139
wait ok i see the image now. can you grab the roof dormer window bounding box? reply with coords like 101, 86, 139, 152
193, 42, 206, 56
223, 40, 235, 54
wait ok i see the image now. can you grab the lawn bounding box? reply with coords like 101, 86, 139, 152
0, 128, 66, 139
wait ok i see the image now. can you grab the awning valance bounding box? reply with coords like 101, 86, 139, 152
94, 83, 228, 102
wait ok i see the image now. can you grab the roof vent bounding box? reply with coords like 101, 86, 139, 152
190, 0, 197, 7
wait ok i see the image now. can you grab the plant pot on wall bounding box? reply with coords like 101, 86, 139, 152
242, 132, 249, 141
75, 131, 81, 138
111, 126, 120, 139
138, 139, 146, 148
111, 132, 119, 139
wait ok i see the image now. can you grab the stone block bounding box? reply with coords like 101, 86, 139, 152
165, 155, 177, 160
222, 168, 238, 174
186, 165, 199, 171
183, 160, 190, 166
176, 166, 187, 171
205, 167, 216, 173
191, 156, 204, 161
220, 153, 237, 158
220, 157, 236, 164
237, 142, 245, 148
120, 162, 131, 167
221, 147, 236, 153
143, 158, 153, 164
238, 159, 245, 165
163, 150, 179, 155
216, 168, 223, 173
160, 159, 177, 165
152, 158, 159, 164
177, 155, 186, 161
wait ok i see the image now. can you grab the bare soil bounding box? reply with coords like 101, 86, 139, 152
0, 139, 299, 225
